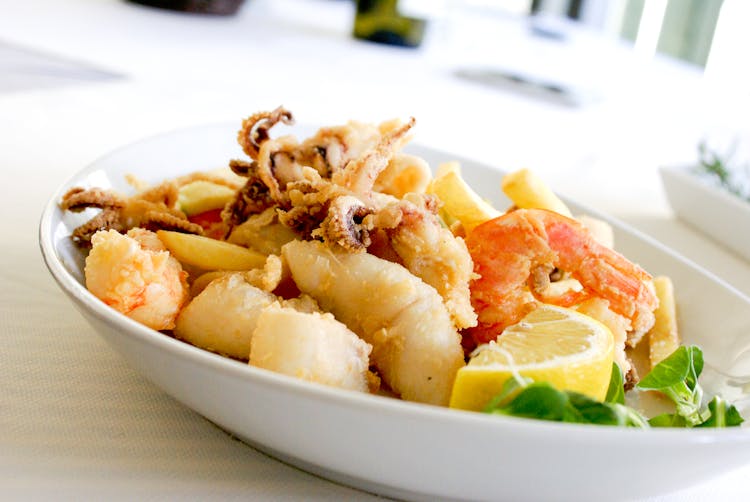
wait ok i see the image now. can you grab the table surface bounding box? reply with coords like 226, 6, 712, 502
2, 0, 749, 500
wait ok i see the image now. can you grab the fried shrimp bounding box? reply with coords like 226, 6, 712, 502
282, 240, 465, 406
464, 208, 658, 349
84, 228, 189, 331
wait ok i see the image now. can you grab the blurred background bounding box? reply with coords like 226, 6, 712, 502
3, 2, 750, 500
1, 0, 748, 226
1, 0, 747, 237
5, 0, 745, 90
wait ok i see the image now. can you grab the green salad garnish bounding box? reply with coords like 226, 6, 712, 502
484, 346, 745, 428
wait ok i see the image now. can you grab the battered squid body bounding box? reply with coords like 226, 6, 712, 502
282, 240, 466, 406
174, 272, 372, 393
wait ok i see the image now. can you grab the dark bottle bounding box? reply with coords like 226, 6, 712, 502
353, 0, 426, 48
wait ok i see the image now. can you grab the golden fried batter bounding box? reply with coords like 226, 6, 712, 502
237, 106, 294, 160
314, 195, 374, 251
61, 186, 202, 245
224, 109, 476, 332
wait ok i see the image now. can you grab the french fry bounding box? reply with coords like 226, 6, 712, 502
501, 168, 572, 217
157, 230, 266, 271
177, 180, 236, 216
428, 162, 501, 234
648, 276, 680, 368
435, 161, 461, 178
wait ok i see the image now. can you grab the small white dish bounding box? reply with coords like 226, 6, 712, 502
41, 123, 750, 502
660, 165, 750, 262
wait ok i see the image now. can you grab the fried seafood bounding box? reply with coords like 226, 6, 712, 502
222, 162, 278, 234
175, 250, 289, 358
175, 273, 276, 359
281, 175, 477, 329
371, 194, 477, 329
84, 228, 189, 331
237, 106, 295, 160
62, 170, 246, 245
464, 209, 658, 350
315, 195, 374, 251
330, 118, 415, 197
282, 240, 465, 406
275, 170, 352, 238
238, 105, 415, 185
250, 305, 373, 393
222, 109, 477, 332
224, 109, 418, 230
233, 107, 413, 206
61, 187, 127, 243
226, 207, 299, 255
61, 185, 203, 245
372, 153, 432, 198
175, 270, 374, 393
63, 109, 672, 409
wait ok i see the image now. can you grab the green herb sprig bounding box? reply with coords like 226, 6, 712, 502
636, 346, 744, 428
483, 346, 744, 428
483, 364, 648, 428
697, 141, 750, 203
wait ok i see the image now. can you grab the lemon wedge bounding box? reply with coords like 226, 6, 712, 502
449, 305, 615, 411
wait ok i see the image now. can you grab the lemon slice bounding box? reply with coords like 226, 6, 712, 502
449, 305, 614, 411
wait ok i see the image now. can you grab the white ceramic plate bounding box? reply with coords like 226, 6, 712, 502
660, 165, 750, 262
41, 123, 750, 502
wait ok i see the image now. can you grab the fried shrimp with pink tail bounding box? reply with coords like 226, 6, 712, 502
464, 209, 657, 349
84, 228, 189, 331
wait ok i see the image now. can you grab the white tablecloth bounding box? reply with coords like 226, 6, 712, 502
2, 0, 749, 500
